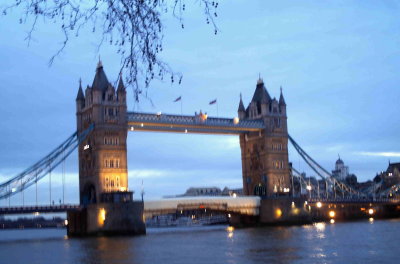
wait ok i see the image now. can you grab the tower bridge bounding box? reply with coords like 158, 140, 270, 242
1, 61, 400, 235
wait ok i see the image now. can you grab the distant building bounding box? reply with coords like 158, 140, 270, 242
183, 187, 222, 196
332, 157, 349, 180
375, 162, 400, 189
164, 186, 243, 198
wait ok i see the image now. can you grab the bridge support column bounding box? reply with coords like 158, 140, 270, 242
67, 192, 145, 236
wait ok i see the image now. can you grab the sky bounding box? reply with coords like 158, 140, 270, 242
0, 0, 400, 205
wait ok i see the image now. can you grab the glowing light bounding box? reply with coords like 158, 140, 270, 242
306, 185, 312, 191
368, 209, 374, 215
226, 226, 235, 232
11, 188, 16, 193
184, 129, 188, 133
330, 219, 335, 224
233, 117, 240, 125
316, 202, 322, 208
84, 144, 90, 150
304, 201, 308, 205
232, 193, 237, 198
33, 212, 40, 216
275, 209, 282, 218
291, 202, 295, 208
140, 123, 144, 127
156, 111, 162, 116
329, 210, 335, 218
228, 232, 233, 238
314, 222, 325, 231
369, 217, 374, 222
119, 187, 127, 192
98, 208, 106, 226
64, 219, 68, 226
130, 127, 134, 131
228, 213, 231, 218
283, 187, 290, 193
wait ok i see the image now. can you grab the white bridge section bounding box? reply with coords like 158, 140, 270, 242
143, 196, 261, 218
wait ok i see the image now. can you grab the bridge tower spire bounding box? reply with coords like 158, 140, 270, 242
239, 78, 290, 197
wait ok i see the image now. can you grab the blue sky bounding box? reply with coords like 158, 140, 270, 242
0, 0, 399, 204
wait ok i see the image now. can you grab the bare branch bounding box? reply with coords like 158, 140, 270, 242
2, 0, 219, 102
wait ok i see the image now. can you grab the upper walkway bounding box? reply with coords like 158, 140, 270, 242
127, 112, 264, 135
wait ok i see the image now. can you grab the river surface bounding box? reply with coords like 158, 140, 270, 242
0, 219, 399, 264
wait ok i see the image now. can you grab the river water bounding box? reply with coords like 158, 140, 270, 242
0, 219, 399, 264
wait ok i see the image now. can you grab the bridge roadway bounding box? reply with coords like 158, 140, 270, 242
1, 197, 398, 217
0, 197, 261, 217
0, 204, 80, 215
127, 112, 264, 135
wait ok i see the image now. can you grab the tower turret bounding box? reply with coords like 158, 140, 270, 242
279, 86, 286, 115
117, 73, 126, 103
238, 93, 246, 119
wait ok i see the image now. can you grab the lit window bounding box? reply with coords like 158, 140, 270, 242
105, 177, 109, 188
116, 159, 120, 168
110, 160, 114, 168
116, 176, 120, 187
104, 159, 109, 168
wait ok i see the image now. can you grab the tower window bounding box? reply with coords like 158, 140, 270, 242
110, 160, 114, 168
105, 177, 109, 189
104, 159, 109, 168
116, 176, 120, 188
116, 159, 120, 168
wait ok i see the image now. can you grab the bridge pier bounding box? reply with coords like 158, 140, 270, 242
67, 192, 145, 236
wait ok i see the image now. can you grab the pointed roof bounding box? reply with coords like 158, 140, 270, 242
92, 60, 110, 90
238, 93, 245, 112
251, 78, 271, 104
76, 78, 85, 101
279, 86, 286, 105
117, 72, 125, 92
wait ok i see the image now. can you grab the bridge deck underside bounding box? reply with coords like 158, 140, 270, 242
127, 112, 264, 135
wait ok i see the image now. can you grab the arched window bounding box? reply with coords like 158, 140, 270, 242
116, 176, 120, 188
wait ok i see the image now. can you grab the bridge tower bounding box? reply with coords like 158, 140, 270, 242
238, 78, 290, 197
76, 61, 128, 205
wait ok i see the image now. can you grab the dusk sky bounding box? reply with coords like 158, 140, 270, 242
0, 0, 399, 205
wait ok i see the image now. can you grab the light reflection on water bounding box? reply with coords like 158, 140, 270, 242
0, 219, 399, 264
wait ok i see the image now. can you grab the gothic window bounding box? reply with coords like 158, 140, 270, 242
108, 108, 114, 116
116, 176, 120, 188
108, 94, 113, 101
116, 159, 120, 168
254, 184, 267, 197
104, 159, 109, 168
111, 179, 115, 187
110, 160, 114, 168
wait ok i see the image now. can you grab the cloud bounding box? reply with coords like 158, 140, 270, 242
355, 151, 400, 157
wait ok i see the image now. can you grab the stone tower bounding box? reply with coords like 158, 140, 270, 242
76, 61, 128, 205
239, 78, 290, 197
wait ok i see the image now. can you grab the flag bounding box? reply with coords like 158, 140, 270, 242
173, 96, 181, 102
209, 99, 217, 105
